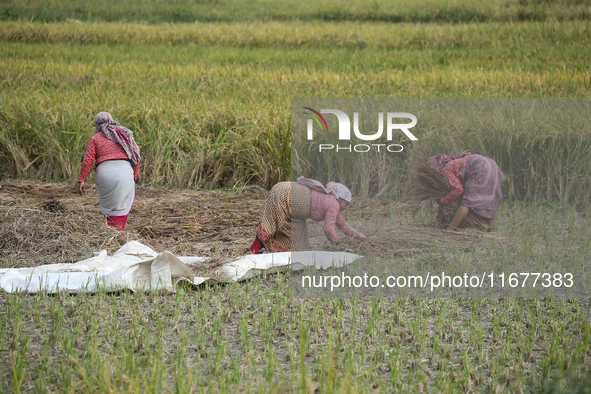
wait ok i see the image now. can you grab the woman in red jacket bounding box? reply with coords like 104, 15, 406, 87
77, 112, 141, 230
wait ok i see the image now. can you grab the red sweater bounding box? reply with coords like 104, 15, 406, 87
78, 132, 139, 182
441, 156, 468, 204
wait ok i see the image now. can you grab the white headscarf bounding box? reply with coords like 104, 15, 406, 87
296, 176, 352, 202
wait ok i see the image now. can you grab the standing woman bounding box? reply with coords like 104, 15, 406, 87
78, 112, 141, 230
249, 176, 372, 253
431, 152, 504, 232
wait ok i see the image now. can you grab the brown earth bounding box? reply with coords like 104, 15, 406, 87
0, 180, 506, 277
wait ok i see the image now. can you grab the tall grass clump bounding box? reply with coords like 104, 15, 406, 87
0, 93, 290, 189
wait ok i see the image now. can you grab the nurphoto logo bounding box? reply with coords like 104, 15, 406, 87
303, 107, 418, 152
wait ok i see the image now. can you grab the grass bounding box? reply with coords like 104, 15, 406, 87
0, 0, 590, 23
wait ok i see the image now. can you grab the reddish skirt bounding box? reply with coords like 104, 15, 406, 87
106, 214, 128, 230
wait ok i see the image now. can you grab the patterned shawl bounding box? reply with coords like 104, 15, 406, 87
296, 176, 352, 202
94, 112, 141, 165
428, 152, 472, 170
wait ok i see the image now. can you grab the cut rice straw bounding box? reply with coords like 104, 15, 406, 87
406, 160, 489, 231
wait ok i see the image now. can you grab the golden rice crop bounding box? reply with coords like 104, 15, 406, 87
1, 21, 591, 201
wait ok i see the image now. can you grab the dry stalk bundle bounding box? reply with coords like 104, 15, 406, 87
407, 160, 452, 201
407, 160, 489, 231
436, 198, 489, 231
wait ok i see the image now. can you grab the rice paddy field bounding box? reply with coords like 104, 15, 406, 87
1, 0, 591, 392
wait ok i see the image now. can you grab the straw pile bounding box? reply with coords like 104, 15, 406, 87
407, 160, 489, 231
0, 181, 265, 273
0, 198, 125, 267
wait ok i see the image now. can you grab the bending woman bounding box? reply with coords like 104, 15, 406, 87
78, 112, 141, 230
431, 153, 504, 232
249, 176, 371, 253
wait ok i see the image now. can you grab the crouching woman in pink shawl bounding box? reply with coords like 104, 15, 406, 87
430, 152, 504, 232
248, 176, 373, 253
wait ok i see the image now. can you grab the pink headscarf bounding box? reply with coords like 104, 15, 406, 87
94, 112, 141, 165
297, 176, 352, 202
429, 152, 472, 170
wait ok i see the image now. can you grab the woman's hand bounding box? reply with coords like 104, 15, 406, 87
78, 181, 85, 196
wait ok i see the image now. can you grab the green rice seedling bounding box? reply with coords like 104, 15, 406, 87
263, 348, 278, 380
297, 318, 312, 391
9, 350, 26, 394
239, 313, 251, 354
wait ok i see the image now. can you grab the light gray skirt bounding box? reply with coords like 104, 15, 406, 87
95, 160, 135, 217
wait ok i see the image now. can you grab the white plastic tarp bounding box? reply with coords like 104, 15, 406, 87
0, 241, 362, 294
